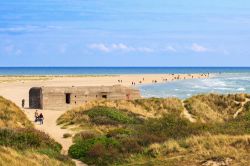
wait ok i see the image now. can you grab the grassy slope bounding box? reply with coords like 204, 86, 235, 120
57, 94, 250, 166
0, 96, 32, 128
0, 96, 74, 166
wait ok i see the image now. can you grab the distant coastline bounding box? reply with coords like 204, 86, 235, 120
0, 67, 250, 76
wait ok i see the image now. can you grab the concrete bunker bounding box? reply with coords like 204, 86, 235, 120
29, 85, 141, 110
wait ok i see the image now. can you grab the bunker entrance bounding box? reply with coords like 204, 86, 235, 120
102, 95, 107, 99
29, 87, 42, 109
65, 93, 71, 104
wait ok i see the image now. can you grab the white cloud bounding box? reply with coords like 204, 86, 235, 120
164, 46, 177, 52
89, 43, 110, 52
88, 43, 154, 53
191, 43, 208, 52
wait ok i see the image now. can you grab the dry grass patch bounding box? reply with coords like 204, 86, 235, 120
0, 96, 32, 128
145, 134, 250, 166
0, 147, 73, 166
184, 94, 246, 123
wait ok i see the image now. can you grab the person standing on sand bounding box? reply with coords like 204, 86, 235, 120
22, 99, 25, 108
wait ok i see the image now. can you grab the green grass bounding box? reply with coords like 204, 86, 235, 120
69, 136, 120, 165
84, 106, 140, 125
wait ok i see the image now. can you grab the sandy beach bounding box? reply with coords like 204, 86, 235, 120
0, 73, 209, 106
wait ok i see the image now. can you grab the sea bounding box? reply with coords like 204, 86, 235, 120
0, 67, 250, 99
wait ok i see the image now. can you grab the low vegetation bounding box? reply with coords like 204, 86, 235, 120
56, 93, 250, 165
0, 96, 32, 128
0, 96, 74, 166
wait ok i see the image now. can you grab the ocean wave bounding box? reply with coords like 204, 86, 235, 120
201, 79, 227, 87
237, 88, 246, 91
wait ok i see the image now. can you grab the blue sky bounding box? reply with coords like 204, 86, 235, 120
0, 0, 250, 66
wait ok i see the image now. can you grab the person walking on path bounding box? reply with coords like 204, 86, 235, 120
22, 99, 25, 108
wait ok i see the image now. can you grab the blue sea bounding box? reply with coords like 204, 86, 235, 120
0, 67, 250, 98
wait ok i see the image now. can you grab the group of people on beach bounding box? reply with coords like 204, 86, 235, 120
34, 110, 44, 125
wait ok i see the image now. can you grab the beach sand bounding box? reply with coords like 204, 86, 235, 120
0, 73, 209, 106
0, 73, 209, 166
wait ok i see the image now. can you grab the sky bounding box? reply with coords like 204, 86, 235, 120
0, 0, 250, 67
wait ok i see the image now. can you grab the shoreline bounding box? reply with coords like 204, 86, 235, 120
0, 73, 210, 108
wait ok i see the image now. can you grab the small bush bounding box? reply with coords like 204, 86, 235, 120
234, 94, 246, 102
138, 114, 198, 143
119, 137, 142, 153
245, 94, 250, 99
63, 133, 72, 138
0, 128, 61, 152
243, 101, 250, 112
107, 128, 133, 138
69, 136, 120, 159
73, 131, 97, 142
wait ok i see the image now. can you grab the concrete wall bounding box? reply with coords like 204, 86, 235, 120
30, 85, 141, 110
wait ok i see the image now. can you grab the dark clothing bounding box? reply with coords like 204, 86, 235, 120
22, 99, 25, 108
38, 114, 44, 125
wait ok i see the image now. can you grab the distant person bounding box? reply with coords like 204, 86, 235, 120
34, 110, 39, 122
39, 113, 44, 125
22, 99, 25, 108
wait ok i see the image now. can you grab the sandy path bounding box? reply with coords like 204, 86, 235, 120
24, 109, 87, 166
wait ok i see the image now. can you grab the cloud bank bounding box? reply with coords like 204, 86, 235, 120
88, 43, 154, 53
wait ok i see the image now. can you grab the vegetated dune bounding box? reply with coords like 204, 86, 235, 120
184, 93, 250, 123
0, 96, 32, 128
57, 98, 184, 124
0, 96, 75, 166
57, 93, 250, 166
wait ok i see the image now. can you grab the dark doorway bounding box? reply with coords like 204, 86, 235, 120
29, 87, 42, 109
65, 93, 71, 104
102, 95, 107, 99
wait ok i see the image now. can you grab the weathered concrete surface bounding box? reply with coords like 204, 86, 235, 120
29, 85, 141, 110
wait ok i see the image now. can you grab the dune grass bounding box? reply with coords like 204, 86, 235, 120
58, 94, 250, 166
0, 96, 75, 166
184, 94, 248, 123
0, 96, 32, 128
0, 147, 72, 166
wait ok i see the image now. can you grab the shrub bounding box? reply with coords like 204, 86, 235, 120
243, 101, 250, 112
234, 94, 246, 102
119, 137, 142, 153
69, 136, 120, 160
63, 133, 72, 138
245, 94, 250, 99
0, 128, 61, 152
106, 128, 133, 138
69, 136, 121, 165
73, 131, 97, 142
139, 114, 198, 142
